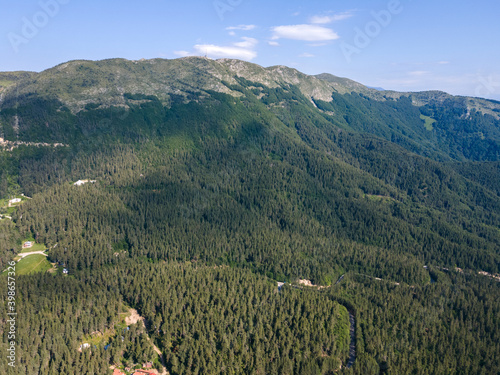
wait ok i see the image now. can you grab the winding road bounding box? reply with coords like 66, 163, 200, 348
279, 277, 357, 370
346, 310, 356, 369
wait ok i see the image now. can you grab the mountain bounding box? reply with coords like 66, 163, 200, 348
1, 57, 499, 162
1, 56, 499, 276
1, 57, 499, 374
0, 71, 36, 91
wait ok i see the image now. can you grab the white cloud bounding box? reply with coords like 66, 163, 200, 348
173, 50, 192, 57
299, 53, 315, 58
228, 31, 236, 36
194, 37, 258, 60
310, 12, 353, 24
226, 25, 256, 31
268, 41, 280, 46
271, 24, 339, 41
438, 61, 450, 65
309, 16, 333, 24
233, 37, 258, 49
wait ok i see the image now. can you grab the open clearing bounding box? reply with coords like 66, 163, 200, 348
15, 254, 53, 275
420, 114, 437, 131
125, 308, 145, 325
124, 308, 168, 374
20, 242, 47, 253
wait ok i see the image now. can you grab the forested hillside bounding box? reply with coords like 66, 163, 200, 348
1, 57, 499, 374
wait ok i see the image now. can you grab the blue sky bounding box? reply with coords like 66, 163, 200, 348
1, 0, 500, 99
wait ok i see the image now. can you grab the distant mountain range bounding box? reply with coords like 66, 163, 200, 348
1, 57, 499, 162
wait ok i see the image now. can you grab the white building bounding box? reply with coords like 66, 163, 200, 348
73, 179, 96, 186
9, 198, 21, 205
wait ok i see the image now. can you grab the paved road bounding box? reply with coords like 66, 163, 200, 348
18, 251, 48, 259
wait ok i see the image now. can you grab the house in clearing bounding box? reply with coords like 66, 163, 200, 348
8, 198, 21, 206
73, 179, 96, 186
22, 241, 33, 249
113, 369, 126, 375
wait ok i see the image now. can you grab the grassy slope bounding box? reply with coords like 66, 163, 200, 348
14, 254, 52, 275
420, 114, 436, 130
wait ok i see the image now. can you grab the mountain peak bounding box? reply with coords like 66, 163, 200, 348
1, 57, 499, 121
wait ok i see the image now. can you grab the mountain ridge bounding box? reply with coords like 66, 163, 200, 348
1, 56, 499, 163
2, 56, 499, 119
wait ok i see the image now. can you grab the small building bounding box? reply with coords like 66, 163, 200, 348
113, 369, 126, 375
22, 241, 33, 249
63, 268, 68, 274
73, 179, 96, 186
79, 343, 90, 350
143, 361, 153, 369
9, 198, 21, 205
277, 282, 285, 291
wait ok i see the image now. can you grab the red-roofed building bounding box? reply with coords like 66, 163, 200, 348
113, 369, 126, 375
133, 370, 155, 375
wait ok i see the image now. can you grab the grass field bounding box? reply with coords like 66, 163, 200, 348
420, 114, 437, 131
0, 196, 25, 208
0, 206, 16, 216
80, 327, 117, 347
0, 196, 24, 218
15, 254, 53, 275
20, 241, 47, 253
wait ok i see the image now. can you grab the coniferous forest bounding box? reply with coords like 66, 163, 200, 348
0, 58, 499, 374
